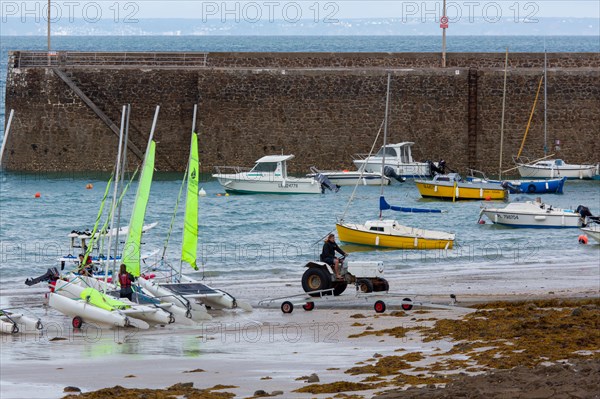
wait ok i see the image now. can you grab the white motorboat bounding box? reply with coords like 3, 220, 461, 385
517, 159, 598, 180
307, 167, 391, 186
353, 142, 430, 178
580, 224, 600, 243
480, 200, 584, 228
213, 155, 325, 194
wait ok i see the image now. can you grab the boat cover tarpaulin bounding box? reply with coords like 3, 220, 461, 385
379, 196, 442, 213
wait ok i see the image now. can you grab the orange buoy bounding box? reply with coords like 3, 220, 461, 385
578, 235, 588, 244
484, 196, 491, 201
478, 219, 486, 224
86, 183, 93, 189
34, 192, 41, 198
216, 193, 222, 197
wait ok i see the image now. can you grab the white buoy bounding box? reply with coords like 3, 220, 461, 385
198, 187, 207, 197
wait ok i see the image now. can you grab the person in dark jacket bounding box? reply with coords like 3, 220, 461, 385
78, 253, 94, 276
118, 263, 136, 301
320, 233, 347, 280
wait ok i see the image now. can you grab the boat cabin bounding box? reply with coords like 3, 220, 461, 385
249, 155, 293, 178
534, 160, 564, 168
364, 220, 401, 233
432, 173, 462, 182
373, 142, 416, 163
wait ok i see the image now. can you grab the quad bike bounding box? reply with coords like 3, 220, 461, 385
301, 256, 389, 297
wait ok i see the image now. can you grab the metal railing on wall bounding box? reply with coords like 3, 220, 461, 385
12, 51, 209, 68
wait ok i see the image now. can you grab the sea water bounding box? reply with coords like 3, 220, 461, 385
0, 36, 599, 293
0, 171, 598, 292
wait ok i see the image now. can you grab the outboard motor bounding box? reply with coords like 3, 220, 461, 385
501, 181, 519, 194
25, 267, 60, 286
383, 166, 406, 183
577, 205, 599, 226
427, 159, 447, 177
315, 173, 340, 193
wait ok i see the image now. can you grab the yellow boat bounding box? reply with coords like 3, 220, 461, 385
336, 220, 454, 250
415, 173, 508, 201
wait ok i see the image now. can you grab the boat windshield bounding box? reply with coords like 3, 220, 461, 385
251, 162, 278, 173
376, 147, 398, 157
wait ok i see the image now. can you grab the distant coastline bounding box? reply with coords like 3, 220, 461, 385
1, 16, 598, 36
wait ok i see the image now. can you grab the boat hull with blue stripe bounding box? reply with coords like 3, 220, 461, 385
480, 201, 582, 228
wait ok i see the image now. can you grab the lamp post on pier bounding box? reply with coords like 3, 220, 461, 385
47, 0, 51, 51
441, 0, 448, 67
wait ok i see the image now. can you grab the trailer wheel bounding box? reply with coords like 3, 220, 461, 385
332, 281, 348, 296
281, 301, 294, 314
357, 278, 374, 293
373, 278, 389, 292
302, 302, 315, 311
72, 316, 83, 329
302, 268, 331, 297
374, 300, 386, 313
401, 298, 413, 311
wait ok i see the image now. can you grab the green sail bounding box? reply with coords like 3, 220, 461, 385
181, 133, 199, 270
123, 140, 156, 276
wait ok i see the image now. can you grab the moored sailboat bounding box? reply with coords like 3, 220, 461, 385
335, 73, 455, 250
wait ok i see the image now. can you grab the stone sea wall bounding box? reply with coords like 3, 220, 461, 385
3, 52, 599, 174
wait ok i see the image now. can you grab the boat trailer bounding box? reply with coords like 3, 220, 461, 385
257, 289, 462, 314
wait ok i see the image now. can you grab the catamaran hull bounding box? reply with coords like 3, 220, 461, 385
137, 278, 212, 321
481, 210, 581, 228
54, 278, 173, 326
415, 181, 507, 201
517, 164, 596, 179
1, 320, 19, 334
336, 223, 454, 250
214, 176, 322, 194
48, 292, 147, 329
0, 314, 42, 334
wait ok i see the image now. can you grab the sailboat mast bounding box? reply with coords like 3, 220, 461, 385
499, 48, 508, 180
379, 73, 392, 219
112, 104, 131, 275
543, 50, 548, 157
104, 106, 127, 287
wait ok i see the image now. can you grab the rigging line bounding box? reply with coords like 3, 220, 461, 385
81, 173, 114, 268
313, 229, 336, 246
516, 74, 544, 159
161, 163, 189, 261
338, 118, 386, 223
96, 167, 139, 262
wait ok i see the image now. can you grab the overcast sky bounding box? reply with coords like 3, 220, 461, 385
127, 1, 599, 18
7, 1, 600, 19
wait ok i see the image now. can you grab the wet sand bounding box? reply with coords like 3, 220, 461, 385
1, 262, 598, 399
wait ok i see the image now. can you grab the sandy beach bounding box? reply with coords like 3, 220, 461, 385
1, 261, 599, 399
